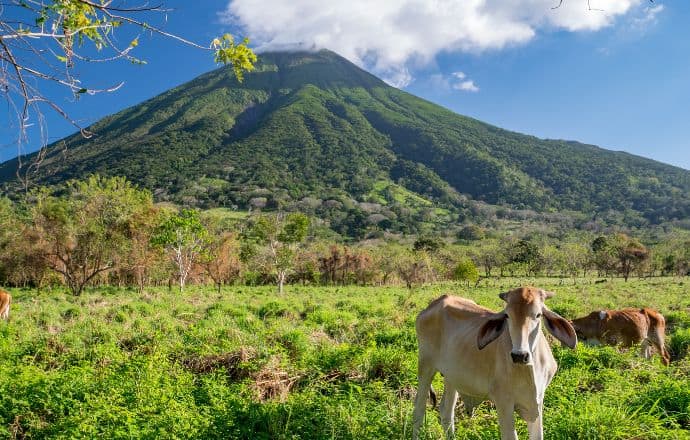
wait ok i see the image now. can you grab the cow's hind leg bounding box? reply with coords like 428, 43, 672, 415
413, 359, 436, 440
648, 328, 671, 366
649, 338, 670, 366
439, 378, 458, 439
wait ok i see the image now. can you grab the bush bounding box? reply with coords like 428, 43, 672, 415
454, 259, 479, 285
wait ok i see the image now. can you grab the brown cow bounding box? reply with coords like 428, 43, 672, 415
0, 289, 10, 320
413, 287, 577, 440
571, 308, 670, 365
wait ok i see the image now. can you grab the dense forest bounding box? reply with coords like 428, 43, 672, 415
0, 50, 688, 235
0, 176, 687, 295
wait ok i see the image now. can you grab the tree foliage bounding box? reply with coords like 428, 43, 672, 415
242, 213, 310, 293
30, 175, 152, 295
0, 176, 686, 292
453, 259, 479, 286
151, 208, 208, 291
510, 239, 544, 277
200, 231, 241, 294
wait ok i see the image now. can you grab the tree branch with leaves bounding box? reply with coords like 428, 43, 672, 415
0, 0, 256, 186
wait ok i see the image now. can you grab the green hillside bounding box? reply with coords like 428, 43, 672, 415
1, 49, 688, 233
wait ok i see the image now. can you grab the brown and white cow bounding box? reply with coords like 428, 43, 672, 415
413, 287, 577, 440
571, 308, 670, 366
0, 289, 10, 320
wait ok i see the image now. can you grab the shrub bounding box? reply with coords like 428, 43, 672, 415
454, 259, 479, 285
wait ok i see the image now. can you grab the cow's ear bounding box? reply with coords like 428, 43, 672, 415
499, 291, 508, 302
542, 308, 577, 349
477, 314, 507, 350
540, 289, 555, 300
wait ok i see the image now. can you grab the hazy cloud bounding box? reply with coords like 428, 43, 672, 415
630, 4, 664, 31
222, 0, 643, 87
454, 80, 480, 93
428, 71, 480, 93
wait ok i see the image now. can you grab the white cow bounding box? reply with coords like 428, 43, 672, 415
413, 287, 577, 440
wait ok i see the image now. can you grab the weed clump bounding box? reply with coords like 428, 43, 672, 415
180, 347, 256, 379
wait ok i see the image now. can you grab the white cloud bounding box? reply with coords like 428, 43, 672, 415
379, 66, 414, 88
223, 0, 643, 87
429, 72, 480, 93
454, 80, 480, 93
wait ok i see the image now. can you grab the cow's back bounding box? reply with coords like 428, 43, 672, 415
604, 309, 648, 346
416, 295, 492, 346
416, 295, 501, 396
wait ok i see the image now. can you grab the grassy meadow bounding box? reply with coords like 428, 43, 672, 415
1, 278, 689, 439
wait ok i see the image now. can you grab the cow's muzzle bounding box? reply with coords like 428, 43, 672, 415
511, 351, 530, 364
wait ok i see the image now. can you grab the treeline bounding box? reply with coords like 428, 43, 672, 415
0, 176, 688, 295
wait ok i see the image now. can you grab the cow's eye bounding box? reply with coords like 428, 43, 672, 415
535, 313, 542, 319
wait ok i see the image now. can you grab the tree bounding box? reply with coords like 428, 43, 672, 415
396, 249, 435, 289
457, 225, 485, 241
611, 234, 649, 282
657, 239, 690, 277
561, 242, 589, 281
453, 259, 479, 286
122, 204, 163, 292
200, 232, 241, 293
413, 236, 444, 253
510, 239, 544, 277
372, 243, 406, 285
151, 209, 208, 291
242, 213, 310, 294
0, 198, 50, 288
293, 245, 321, 285
31, 175, 152, 295
591, 235, 616, 276
1, 0, 256, 184
476, 240, 504, 278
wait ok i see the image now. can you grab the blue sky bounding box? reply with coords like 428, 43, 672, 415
1, 0, 688, 170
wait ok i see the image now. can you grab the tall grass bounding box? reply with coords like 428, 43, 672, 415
0, 278, 688, 439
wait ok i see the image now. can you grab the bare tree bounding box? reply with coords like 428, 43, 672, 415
0, 1, 256, 187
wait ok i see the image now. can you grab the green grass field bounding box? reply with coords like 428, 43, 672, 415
1, 278, 689, 439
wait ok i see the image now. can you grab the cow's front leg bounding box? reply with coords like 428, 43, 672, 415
640, 339, 652, 359
496, 400, 518, 440
526, 403, 543, 440
413, 362, 435, 440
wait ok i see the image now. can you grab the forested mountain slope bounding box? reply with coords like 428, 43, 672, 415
1, 49, 688, 230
